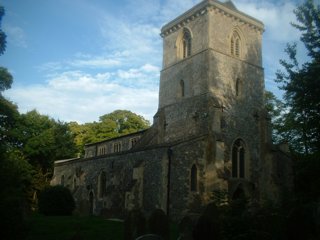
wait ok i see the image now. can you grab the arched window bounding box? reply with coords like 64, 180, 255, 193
230, 31, 241, 58
180, 79, 185, 97
190, 164, 198, 191
182, 29, 192, 58
232, 139, 246, 178
98, 171, 107, 198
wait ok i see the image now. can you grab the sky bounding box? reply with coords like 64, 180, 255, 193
0, 0, 307, 123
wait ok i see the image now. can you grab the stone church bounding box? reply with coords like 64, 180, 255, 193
51, 0, 292, 220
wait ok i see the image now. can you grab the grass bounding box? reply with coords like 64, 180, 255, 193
26, 214, 179, 240
26, 214, 123, 240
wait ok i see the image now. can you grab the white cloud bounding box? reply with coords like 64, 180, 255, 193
38, 53, 123, 72
68, 56, 121, 68
5, 68, 159, 123
236, 0, 300, 42
99, 15, 162, 67
141, 63, 160, 73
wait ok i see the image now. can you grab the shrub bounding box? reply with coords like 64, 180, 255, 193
38, 185, 75, 216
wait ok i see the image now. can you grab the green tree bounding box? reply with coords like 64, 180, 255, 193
0, 150, 33, 240
275, 0, 320, 154
38, 185, 75, 216
0, 5, 6, 55
264, 90, 286, 144
99, 110, 150, 135
18, 110, 77, 172
0, 8, 33, 235
0, 66, 13, 92
70, 110, 150, 153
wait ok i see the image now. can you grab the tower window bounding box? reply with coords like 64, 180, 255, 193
230, 31, 241, 58
232, 139, 246, 178
190, 164, 198, 191
182, 29, 192, 58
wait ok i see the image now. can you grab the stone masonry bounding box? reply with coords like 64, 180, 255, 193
51, 0, 292, 220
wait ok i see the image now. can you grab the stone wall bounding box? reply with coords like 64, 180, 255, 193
52, 147, 169, 217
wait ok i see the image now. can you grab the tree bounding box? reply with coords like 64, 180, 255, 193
0, 6, 33, 239
0, 150, 33, 240
38, 185, 75, 216
275, 0, 320, 154
18, 110, 77, 172
70, 110, 150, 153
264, 91, 286, 144
0, 5, 6, 55
0, 67, 13, 92
99, 110, 150, 135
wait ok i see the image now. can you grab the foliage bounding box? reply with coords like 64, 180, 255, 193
0, 5, 6, 55
0, 150, 33, 240
293, 152, 320, 202
0, 6, 34, 239
0, 66, 13, 92
0, 96, 20, 149
38, 185, 75, 216
264, 91, 287, 144
18, 110, 77, 172
69, 110, 150, 154
275, 0, 320, 154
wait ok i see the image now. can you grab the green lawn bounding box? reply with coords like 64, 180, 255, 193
26, 214, 179, 240
26, 214, 124, 240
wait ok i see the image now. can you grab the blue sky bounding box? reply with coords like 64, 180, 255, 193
0, 0, 305, 123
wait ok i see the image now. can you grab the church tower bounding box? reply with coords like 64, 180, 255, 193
154, 0, 270, 215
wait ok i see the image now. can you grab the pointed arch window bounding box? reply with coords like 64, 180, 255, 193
231, 31, 241, 58
98, 171, 107, 198
190, 164, 198, 192
232, 139, 246, 178
182, 29, 192, 58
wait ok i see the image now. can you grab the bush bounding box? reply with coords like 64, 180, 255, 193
38, 185, 75, 216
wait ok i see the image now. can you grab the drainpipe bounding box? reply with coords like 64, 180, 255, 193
166, 148, 173, 216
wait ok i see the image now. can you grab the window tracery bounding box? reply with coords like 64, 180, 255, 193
182, 29, 192, 58
230, 31, 241, 58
